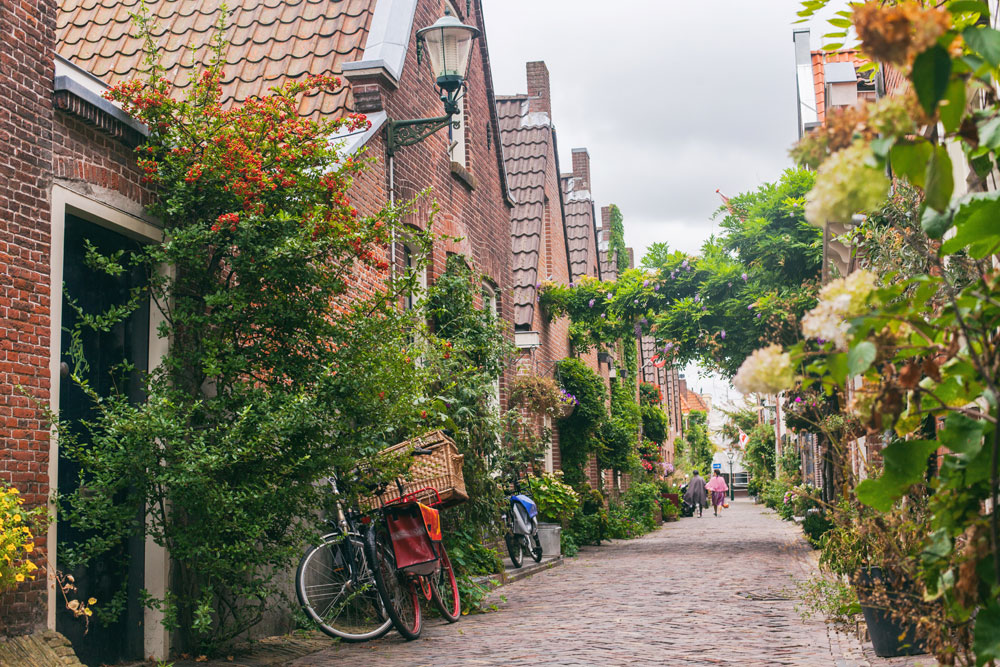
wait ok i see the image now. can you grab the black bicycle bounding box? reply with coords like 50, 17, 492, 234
295, 474, 392, 642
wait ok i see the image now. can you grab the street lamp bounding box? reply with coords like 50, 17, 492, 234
726, 448, 736, 501
385, 11, 480, 156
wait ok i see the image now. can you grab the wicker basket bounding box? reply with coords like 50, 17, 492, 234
367, 430, 468, 509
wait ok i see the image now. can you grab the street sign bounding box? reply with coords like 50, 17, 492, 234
712, 463, 721, 469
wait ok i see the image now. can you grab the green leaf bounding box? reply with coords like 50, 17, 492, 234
921, 528, 953, 565
823, 43, 845, 51
974, 601, 1000, 666
827, 17, 851, 27
978, 116, 1000, 150
964, 26, 1000, 67
941, 78, 967, 133
939, 412, 986, 455
856, 439, 939, 511
912, 45, 953, 115
949, 1, 989, 15
925, 145, 954, 212
826, 352, 848, 386
870, 136, 896, 160
890, 141, 933, 188
920, 205, 953, 239
847, 341, 877, 376
941, 195, 1000, 258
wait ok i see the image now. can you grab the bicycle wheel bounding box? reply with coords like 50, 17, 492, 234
505, 532, 523, 568
296, 533, 392, 642
529, 532, 543, 563
429, 545, 461, 622
367, 525, 422, 640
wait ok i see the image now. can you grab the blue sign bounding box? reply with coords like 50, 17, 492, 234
712, 463, 722, 469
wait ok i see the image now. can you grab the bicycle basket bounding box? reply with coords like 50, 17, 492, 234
386, 503, 439, 576
362, 430, 468, 509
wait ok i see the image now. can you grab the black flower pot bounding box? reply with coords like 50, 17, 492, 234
855, 567, 925, 658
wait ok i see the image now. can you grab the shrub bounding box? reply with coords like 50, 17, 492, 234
802, 511, 834, 548
606, 502, 643, 539
622, 482, 661, 532
0, 485, 44, 591
509, 374, 575, 417
554, 359, 608, 484
524, 472, 580, 525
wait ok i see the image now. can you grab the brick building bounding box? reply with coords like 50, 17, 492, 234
1, 0, 516, 660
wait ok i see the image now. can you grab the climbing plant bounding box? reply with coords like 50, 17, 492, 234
555, 358, 608, 485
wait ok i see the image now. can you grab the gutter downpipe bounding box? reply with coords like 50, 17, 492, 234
389, 153, 396, 280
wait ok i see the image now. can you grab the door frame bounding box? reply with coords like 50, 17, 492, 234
47, 184, 170, 659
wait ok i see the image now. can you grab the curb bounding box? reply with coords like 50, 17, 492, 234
474, 554, 565, 588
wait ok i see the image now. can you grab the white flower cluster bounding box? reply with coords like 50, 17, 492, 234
801, 270, 878, 349
733, 344, 795, 395
805, 141, 889, 228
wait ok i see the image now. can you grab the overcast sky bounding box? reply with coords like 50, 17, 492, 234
481, 0, 845, 262
479, 0, 847, 402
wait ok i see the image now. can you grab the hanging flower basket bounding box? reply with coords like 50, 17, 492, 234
553, 389, 578, 418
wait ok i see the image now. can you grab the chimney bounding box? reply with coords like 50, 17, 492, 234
526, 61, 551, 116
600, 205, 611, 232
571, 148, 590, 191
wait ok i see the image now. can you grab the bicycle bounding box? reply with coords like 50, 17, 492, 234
502, 475, 542, 568
296, 448, 460, 642
368, 484, 461, 640
295, 474, 392, 642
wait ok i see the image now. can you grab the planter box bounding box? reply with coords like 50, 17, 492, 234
537, 522, 561, 557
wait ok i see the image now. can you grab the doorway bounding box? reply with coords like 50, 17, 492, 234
56, 213, 149, 664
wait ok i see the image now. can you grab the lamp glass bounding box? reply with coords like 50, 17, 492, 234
417, 14, 480, 90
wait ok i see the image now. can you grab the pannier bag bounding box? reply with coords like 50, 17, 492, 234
386, 503, 440, 576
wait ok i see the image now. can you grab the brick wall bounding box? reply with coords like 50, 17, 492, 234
0, 0, 57, 636
347, 0, 514, 402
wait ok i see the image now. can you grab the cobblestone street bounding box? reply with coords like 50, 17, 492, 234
287, 498, 934, 667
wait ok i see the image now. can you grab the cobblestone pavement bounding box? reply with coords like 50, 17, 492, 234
288, 497, 935, 667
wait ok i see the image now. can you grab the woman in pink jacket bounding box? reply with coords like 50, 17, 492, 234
705, 470, 729, 517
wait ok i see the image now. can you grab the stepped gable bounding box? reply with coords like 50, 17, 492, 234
57, 0, 374, 119
498, 94, 551, 328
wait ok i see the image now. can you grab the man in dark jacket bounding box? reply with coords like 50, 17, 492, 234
684, 470, 708, 518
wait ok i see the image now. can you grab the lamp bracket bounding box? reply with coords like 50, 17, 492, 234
385, 113, 460, 156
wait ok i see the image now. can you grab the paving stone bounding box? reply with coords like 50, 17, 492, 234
209, 498, 938, 666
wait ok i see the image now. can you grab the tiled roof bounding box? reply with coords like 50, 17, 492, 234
562, 176, 597, 283
498, 95, 551, 328
680, 389, 708, 414
57, 0, 374, 119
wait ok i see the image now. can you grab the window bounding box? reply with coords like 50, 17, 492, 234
402, 243, 426, 310
482, 280, 499, 411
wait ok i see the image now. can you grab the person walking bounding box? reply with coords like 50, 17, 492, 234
684, 470, 708, 518
705, 469, 729, 517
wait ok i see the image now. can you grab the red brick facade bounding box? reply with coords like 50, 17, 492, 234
0, 0, 57, 636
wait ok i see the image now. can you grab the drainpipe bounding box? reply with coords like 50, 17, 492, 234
389, 153, 396, 279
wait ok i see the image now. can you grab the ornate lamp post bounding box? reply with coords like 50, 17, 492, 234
385, 11, 480, 156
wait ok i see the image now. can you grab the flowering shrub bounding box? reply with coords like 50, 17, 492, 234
524, 472, 580, 525
804, 142, 889, 228
732, 344, 795, 394
0, 485, 43, 591
800, 270, 878, 349
58, 10, 435, 654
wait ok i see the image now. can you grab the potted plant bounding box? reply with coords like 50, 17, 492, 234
523, 472, 581, 556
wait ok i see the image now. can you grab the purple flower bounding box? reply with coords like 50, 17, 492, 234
536, 282, 542, 289
601, 313, 606, 318
741, 273, 748, 281
794, 397, 803, 403
694, 294, 700, 302
664, 342, 674, 351
634, 299, 639, 305
588, 298, 595, 307
606, 292, 613, 300
569, 282, 574, 288
756, 313, 761, 319
654, 284, 660, 291
670, 271, 676, 279
643, 279, 650, 287
702, 306, 707, 311
720, 330, 726, 339
681, 259, 689, 269
639, 317, 648, 325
